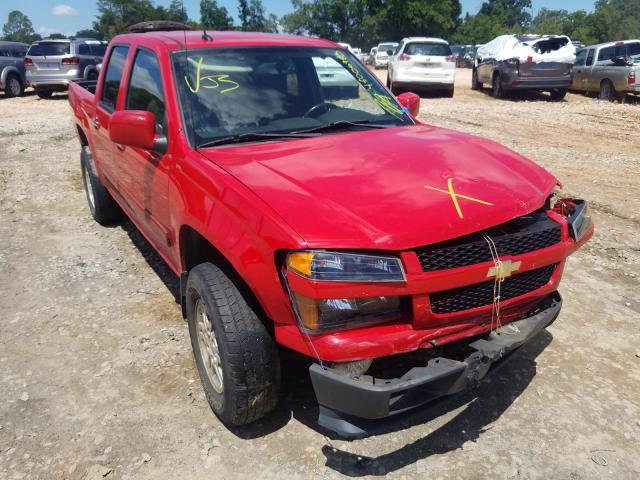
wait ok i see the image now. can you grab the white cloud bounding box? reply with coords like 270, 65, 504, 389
51, 4, 78, 16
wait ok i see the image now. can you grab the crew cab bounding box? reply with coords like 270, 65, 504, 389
571, 40, 640, 101
68, 22, 593, 438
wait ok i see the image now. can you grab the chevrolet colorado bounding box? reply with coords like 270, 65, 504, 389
68, 24, 593, 438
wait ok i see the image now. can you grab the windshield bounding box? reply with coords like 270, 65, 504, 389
27, 42, 70, 56
173, 46, 412, 147
378, 43, 396, 52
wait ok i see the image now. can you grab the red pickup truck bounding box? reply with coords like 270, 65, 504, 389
68, 23, 593, 438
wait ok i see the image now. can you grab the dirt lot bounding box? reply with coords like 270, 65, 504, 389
1, 69, 639, 480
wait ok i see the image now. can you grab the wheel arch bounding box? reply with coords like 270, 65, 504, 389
178, 224, 274, 334
1, 66, 24, 89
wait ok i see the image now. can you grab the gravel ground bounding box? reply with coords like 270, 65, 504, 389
1, 70, 639, 480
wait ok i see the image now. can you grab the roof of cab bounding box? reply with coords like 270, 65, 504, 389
112, 30, 340, 50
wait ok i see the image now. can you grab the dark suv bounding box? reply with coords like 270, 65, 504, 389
0, 41, 28, 97
472, 35, 575, 100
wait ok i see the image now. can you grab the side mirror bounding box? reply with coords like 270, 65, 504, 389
387, 49, 394, 56
109, 110, 166, 153
396, 92, 420, 117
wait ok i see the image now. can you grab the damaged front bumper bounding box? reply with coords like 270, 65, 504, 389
310, 292, 562, 438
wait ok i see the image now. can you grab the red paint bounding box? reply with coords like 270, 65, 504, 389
68, 30, 593, 363
109, 110, 157, 150
396, 92, 420, 117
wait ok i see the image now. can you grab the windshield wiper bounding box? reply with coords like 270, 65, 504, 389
292, 120, 395, 135
196, 132, 319, 149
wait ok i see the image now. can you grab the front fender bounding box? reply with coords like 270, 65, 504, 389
171, 150, 304, 325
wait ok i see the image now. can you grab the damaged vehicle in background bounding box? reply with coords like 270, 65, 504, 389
570, 39, 640, 101
472, 34, 576, 100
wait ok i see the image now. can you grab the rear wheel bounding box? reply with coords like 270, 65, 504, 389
35, 88, 53, 99
444, 87, 454, 98
4, 74, 23, 98
599, 80, 617, 101
186, 262, 280, 426
471, 67, 481, 90
492, 73, 504, 99
87, 70, 99, 81
80, 146, 122, 225
549, 88, 567, 101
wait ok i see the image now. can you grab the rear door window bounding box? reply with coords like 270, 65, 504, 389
597, 46, 615, 63
404, 43, 452, 56
101, 45, 129, 111
126, 49, 165, 124
78, 44, 91, 56
626, 42, 640, 57
91, 44, 107, 57
574, 49, 587, 66
27, 42, 70, 56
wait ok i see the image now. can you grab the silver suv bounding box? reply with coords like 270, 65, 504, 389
25, 38, 107, 98
0, 41, 28, 97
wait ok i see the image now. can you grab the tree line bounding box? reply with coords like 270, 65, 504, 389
2, 0, 639, 48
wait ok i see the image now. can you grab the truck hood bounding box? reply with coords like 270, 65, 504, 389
198, 124, 557, 249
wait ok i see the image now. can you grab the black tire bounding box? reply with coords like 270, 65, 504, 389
80, 146, 122, 225
444, 87, 454, 98
599, 80, 617, 102
471, 67, 481, 90
386, 74, 391, 88
549, 88, 567, 101
4, 74, 23, 98
36, 88, 53, 99
186, 263, 280, 426
87, 70, 99, 81
492, 73, 504, 99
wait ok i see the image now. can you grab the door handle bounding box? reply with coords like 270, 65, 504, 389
91, 117, 100, 129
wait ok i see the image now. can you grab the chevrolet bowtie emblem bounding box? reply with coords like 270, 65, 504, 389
487, 260, 522, 280
424, 178, 494, 219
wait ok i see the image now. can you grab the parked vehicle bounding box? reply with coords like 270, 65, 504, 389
69, 24, 593, 438
0, 41, 28, 98
373, 42, 398, 68
25, 38, 107, 98
367, 47, 378, 65
460, 44, 480, 68
387, 37, 456, 97
571, 40, 640, 101
473, 35, 576, 100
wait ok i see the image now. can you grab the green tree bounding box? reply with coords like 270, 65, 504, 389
168, 0, 189, 23
93, 0, 169, 40
241, 0, 278, 32
450, 12, 510, 44
590, 0, 640, 42
2, 10, 40, 43
381, 0, 462, 41
46, 33, 68, 39
200, 0, 233, 29
479, 0, 532, 29
75, 29, 104, 40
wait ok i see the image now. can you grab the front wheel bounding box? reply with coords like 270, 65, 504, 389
492, 74, 504, 99
35, 88, 53, 99
186, 263, 280, 426
471, 68, 481, 90
549, 88, 567, 101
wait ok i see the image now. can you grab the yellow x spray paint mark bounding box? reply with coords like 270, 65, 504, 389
424, 178, 494, 219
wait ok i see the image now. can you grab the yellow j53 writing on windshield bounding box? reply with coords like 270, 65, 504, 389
185, 57, 240, 94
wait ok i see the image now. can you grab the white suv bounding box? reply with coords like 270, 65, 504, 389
387, 37, 456, 97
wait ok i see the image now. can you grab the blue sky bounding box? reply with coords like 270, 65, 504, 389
1, 1, 596, 38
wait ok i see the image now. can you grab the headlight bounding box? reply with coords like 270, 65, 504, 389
286, 251, 406, 282
292, 293, 403, 333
